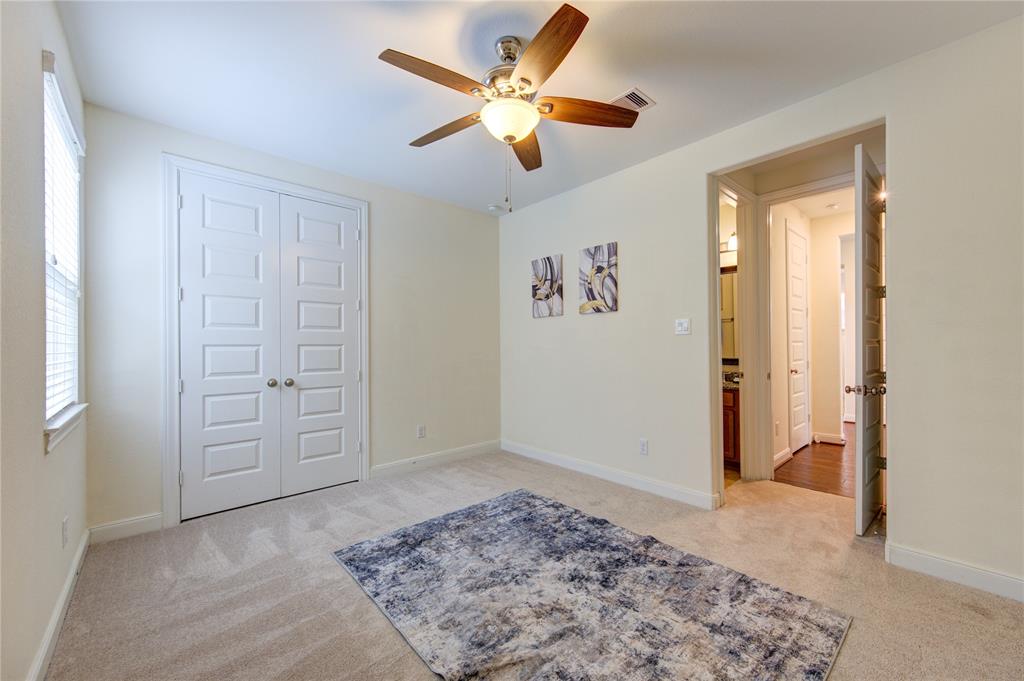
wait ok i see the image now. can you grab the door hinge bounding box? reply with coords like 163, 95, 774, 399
355, 228, 361, 241
178, 287, 184, 302
178, 469, 184, 487
357, 441, 363, 454
878, 457, 887, 471
356, 299, 362, 311
880, 371, 887, 383
178, 379, 184, 394
178, 195, 184, 210
877, 285, 886, 299
357, 369, 362, 382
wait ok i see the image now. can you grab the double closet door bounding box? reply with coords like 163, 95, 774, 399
178, 171, 361, 520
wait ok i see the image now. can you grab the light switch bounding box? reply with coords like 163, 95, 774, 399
675, 318, 691, 335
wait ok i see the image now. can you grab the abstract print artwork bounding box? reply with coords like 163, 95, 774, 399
579, 241, 618, 313
531, 254, 563, 318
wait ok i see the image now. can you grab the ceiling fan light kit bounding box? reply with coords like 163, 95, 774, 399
480, 98, 541, 143
378, 3, 639, 173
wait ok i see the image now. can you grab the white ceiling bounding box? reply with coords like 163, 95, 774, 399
58, 1, 1021, 213
790, 187, 855, 219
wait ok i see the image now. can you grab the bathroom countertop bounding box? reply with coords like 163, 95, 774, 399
722, 370, 742, 390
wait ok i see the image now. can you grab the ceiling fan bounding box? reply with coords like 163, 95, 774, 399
379, 3, 638, 172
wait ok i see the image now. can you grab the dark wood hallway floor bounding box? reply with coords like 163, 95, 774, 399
774, 422, 856, 497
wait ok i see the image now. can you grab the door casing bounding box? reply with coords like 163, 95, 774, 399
708, 147, 887, 506
161, 154, 369, 527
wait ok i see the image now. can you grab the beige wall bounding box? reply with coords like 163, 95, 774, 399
83, 106, 500, 527
0, 2, 89, 678
501, 18, 1023, 579
769, 203, 811, 458
809, 211, 855, 440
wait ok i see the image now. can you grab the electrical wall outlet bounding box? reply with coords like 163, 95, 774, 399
674, 318, 691, 335
61, 516, 69, 549
639, 438, 649, 456
416, 425, 426, 439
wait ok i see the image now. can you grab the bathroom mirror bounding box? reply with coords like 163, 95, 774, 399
721, 267, 739, 364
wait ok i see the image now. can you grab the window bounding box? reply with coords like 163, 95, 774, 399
43, 65, 83, 421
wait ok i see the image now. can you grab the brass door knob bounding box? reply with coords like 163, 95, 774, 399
283, 378, 295, 387
267, 378, 278, 388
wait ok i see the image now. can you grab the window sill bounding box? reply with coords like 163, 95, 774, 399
45, 402, 88, 454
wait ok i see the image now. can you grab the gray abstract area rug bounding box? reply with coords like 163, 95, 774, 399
333, 489, 851, 680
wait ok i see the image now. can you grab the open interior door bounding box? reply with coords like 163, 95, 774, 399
853, 144, 885, 535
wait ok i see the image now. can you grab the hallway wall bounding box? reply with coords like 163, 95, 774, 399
809, 211, 855, 441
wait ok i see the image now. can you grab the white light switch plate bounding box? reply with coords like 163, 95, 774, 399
675, 318, 691, 335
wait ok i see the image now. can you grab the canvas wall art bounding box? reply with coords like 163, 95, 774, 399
531, 254, 563, 318
579, 242, 618, 314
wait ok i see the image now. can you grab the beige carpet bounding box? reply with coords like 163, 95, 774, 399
48, 452, 1023, 680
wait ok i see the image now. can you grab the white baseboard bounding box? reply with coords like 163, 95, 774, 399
886, 540, 1024, 602
501, 439, 715, 510
89, 512, 163, 544
370, 440, 499, 479
813, 432, 846, 445
773, 447, 792, 469
27, 530, 88, 681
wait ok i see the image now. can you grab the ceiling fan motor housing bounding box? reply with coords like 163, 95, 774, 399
484, 37, 536, 100
495, 35, 522, 64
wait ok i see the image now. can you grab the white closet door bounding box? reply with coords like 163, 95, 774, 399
279, 194, 361, 495
179, 172, 282, 519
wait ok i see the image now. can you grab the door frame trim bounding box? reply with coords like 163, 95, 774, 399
161, 154, 370, 528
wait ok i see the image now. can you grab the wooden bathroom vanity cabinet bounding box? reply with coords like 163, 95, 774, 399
723, 387, 740, 468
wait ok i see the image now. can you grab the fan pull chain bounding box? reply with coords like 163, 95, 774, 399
505, 143, 513, 213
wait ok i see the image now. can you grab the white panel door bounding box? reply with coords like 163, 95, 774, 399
855, 144, 885, 535
787, 224, 811, 452
179, 172, 282, 519
279, 194, 360, 495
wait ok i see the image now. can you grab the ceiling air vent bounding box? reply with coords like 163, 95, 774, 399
610, 87, 656, 112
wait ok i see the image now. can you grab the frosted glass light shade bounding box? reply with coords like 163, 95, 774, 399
480, 98, 540, 144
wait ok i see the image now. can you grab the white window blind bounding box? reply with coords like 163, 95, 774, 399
43, 67, 83, 420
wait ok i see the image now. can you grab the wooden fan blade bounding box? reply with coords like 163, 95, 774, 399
535, 97, 638, 128
379, 49, 488, 97
410, 113, 482, 147
510, 4, 588, 94
513, 131, 542, 171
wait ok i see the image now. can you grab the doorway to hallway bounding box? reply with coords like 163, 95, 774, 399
710, 123, 888, 536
